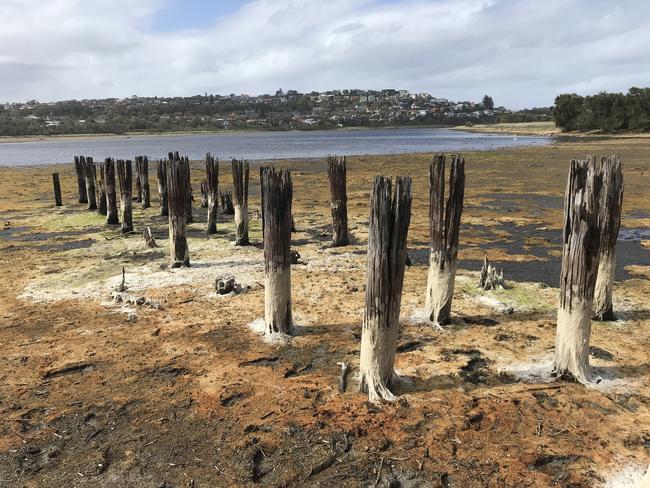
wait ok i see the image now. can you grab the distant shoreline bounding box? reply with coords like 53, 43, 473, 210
453, 121, 650, 138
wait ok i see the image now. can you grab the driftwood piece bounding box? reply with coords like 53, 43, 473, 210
327, 155, 349, 246
424, 154, 465, 326
167, 153, 190, 267
52, 173, 62, 206
220, 190, 234, 215
593, 155, 623, 321
74, 156, 88, 203
479, 255, 504, 290
215, 275, 236, 295
97, 162, 107, 215
83, 156, 97, 211
553, 157, 603, 384
116, 159, 133, 233
143, 227, 157, 248
105, 158, 119, 225
157, 159, 168, 217
359, 176, 412, 402
232, 159, 250, 245
260, 167, 293, 337
206, 153, 219, 234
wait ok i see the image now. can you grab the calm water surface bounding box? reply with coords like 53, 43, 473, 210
0, 128, 551, 166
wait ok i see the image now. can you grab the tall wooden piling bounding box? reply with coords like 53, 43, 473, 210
74, 156, 88, 203
135, 156, 143, 204
83, 156, 97, 211
52, 173, 62, 206
359, 176, 412, 402
593, 155, 623, 321
157, 159, 168, 217
116, 159, 134, 233
97, 162, 107, 215
140, 156, 151, 208
105, 158, 119, 225
260, 167, 293, 337
206, 153, 219, 235
424, 154, 465, 326
167, 154, 190, 267
553, 157, 602, 384
232, 159, 250, 245
327, 155, 349, 246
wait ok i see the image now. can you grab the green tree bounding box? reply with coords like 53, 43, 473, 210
482, 95, 494, 110
553, 94, 584, 131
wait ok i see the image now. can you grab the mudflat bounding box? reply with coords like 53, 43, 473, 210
0, 138, 648, 487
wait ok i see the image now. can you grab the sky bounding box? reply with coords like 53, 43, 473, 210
1, 0, 650, 108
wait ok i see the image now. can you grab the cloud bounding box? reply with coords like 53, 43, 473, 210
2, 0, 650, 108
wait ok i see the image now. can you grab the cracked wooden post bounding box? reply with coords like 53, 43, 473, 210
593, 155, 623, 321
167, 153, 190, 268
97, 161, 107, 216
135, 156, 143, 204
206, 153, 219, 235
116, 159, 134, 233
424, 154, 465, 326
220, 190, 234, 215
260, 167, 293, 337
232, 159, 250, 245
141, 156, 150, 208
327, 155, 349, 246
359, 176, 412, 403
157, 159, 168, 217
74, 156, 88, 203
52, 173, 62, 206
83, 156, 97, 211
553, 157, 603, 384
105, 158, 119, 225
200, 181, 208, 208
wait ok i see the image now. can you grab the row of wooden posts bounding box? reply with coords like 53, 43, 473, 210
53, 152, 623, 402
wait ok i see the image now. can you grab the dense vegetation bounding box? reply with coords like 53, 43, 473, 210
554, 87, 650, 132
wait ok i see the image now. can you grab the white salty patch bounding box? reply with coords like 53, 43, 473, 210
602, 463, 649, 488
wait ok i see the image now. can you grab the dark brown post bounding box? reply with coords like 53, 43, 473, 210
260, 167, 293, 337
141, 156, 150, 208
327, 155, 349, 246
135, 156, 143, 203
200, 181, 208, 208
97, 162, 107, 215
553, 157, 602, 384
116, 159, 133, 233
83, 156, 97, 211
74, 156, 88, 203
593, 155, 623, 321
206, 153, 219, 234
232, 159, 249, 245
105, 158, 119, 225
359, 176, 412, 403
167, 154, 190, 267
157, 159, 168, 217
220, 190, 234, 215
424, 154, 465, 326
52, 173, 62, 206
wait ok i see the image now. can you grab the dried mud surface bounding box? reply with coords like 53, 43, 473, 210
0, 139, 649, 487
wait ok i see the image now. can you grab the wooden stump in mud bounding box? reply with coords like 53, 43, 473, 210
83, 156, 98, 211
105, 158, 119, 225
139, 156, 151, 209
479, 255, 504, 290
167, 154, 190, 267
593, 155, 623, 321
220, 190, 234, 215
327, 155, 349, 246
553, 157, 603, 384
52, 172, 62, 206
143, 227, 157, 248
359, 176, 412, 402
116, 159, 134, 234
232, 159, 250, 245
74, 156, 88, 204
97, 162, 107, 215
135, 156, 143, 204
206, 153, 219, 235
260, 167, 293, 337
157, 159, 168, 217
424, 154, 465, 326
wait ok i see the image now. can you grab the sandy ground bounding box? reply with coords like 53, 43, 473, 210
0, 138, 648, 487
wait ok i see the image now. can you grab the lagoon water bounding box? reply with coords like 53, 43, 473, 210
0, 128, 551, 166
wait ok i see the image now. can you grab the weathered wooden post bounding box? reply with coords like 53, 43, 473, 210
200, 181, 209, 208
97, 162, 107, 215
52, 173, 62, 206
327, 155, 349, 246
359, 176, 412, 402
135, 156, 143, 203
553, 157, 602, 384
220, 190, 234, 215
167, 154, 190, 267
593, 155, 623, 321
232, 159, 250, 245
157, 159, 168, 217
141, 156, 150, 209
83, 156, 97, 211
424, 154, 465, 326
74, 156, 88, 203
116, 159, 134, 234
105, 158, 119, 225
260, 167, 293, 337
206, 153, 219, 234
